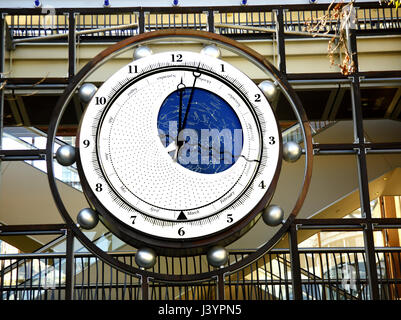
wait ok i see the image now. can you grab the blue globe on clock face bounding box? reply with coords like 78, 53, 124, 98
157, 87, 243, 174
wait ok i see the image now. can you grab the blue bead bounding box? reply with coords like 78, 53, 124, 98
34, 0, 40, 7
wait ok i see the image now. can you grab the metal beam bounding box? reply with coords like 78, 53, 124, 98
0, 0, 364, 8
15, 95, 31, 126
7, 97, 23, 125
65, 228, 75, 300
0, 148, 46, 161
348, 23, 380, 300
217, 272, 225, 300
141, 276, 149, 300
321, 87, 340, 120
4, 72, 400, 87
0, 13, 5, 151
385, 87, 401, 118
274, 9, 286, 75
295, 218, 401, 227
138, 10, 145, 34
72, 94, 82, 121
289, 223, 303, 300
68, 13, 76, 81
390, 90, 401, 119
328, 86, 346, 121
207, 9, 215, 33
0, 223, 66, 233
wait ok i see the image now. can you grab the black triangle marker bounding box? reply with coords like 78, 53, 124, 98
177, 211, 187, 220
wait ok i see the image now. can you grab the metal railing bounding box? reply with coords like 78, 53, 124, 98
1, 247, 401, 300
3, 4, 401, 42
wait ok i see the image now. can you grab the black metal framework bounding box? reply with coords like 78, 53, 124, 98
0, 2, 401, 300
2, 246, 401, 300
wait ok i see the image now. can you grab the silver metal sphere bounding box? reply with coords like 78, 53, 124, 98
135, 248, 157, 269
258, 80, 278, 101
283, 141, 302, 163
133, 46, 153, 60
77, 208, 99, 230
262, 205, 284, 226
78, 83, 97, 103
200, 44, 221, 59
207, 246, 228, 268
55, 145, 76, 166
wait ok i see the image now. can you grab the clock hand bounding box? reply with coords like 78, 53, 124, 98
176, 67, 201, 160
162, 79, 186, 162
180, 67, 201, 134
177, 77, 185, 142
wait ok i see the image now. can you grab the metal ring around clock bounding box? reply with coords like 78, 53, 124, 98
45, 29, 313, 283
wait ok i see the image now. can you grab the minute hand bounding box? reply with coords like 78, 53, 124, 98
181, 69, 201, 131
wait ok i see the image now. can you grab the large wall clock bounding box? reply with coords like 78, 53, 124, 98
76, 49, 282, 256
48, 30, 312, 277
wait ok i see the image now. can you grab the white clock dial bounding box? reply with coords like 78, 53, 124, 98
77, 51, 281, 248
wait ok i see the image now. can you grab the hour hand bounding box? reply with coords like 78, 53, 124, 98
181, 68, 201, 131
177, 78, 185, 137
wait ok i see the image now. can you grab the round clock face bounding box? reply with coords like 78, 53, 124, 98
76, 51, 281, 254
